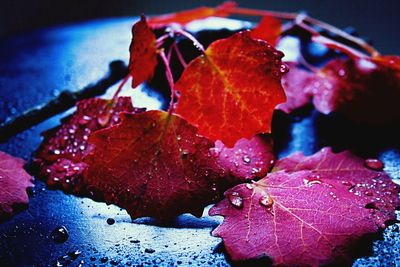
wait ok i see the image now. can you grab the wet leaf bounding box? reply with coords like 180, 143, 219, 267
175, 31, 287, 147
214, 134, 275, 183
83, 110, 228, 221
33, 97, 142, 193
210, 147, 399, 266
0, 151, 34, 221
129, 15, 158, 88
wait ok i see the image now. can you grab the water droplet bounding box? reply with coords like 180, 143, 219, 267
259, 194, 273, 208
364, 159, 384, 171
50, 226, 69, 243
100, 257, 108, 263
242, 155, 251, 164
107, 218, 115, 225
228, 192, 243, 209
365, 191, 373, 196
280, 64, 289, 74
341, 181, 352, 186
304, 174, 322, 187
181, 149, 190, 156
53, 149, 61, 155
176, 135, 182, 141
145, 248, 155, 253
209, 148, 220, 158
338, 69, 346, 77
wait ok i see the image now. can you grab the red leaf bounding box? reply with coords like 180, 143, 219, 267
210, 147, 399, 265
276, 62, 315, 113
291, 56, 400, 123
129, 15, 158, 88
82, 110, 228, 221
175, 31, 287, 147
147, 2, 236, 28
0, 151, 34, 221
34, 97, 142, 193
250, 15, 282, 46
214, 134, 275, 182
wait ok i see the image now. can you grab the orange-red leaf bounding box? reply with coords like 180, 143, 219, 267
175, 31, 287, 147
147, 2, 236, 28
250, 15, 282, 46
83, 110, 226, 221
129, 15, 158, 88
0, 151, 34, 221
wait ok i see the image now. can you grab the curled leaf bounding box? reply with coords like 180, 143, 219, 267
129, 15, 158, 88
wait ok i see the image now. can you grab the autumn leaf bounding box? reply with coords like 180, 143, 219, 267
147, 2, 236, 28
312, 56, 400, 124
0, 151, 34, 221
129, 15, 158, 88
276, 62, 315, 113
175, 31, 287, 147
250, 15, 282, 46
33, 97, 142, 193
213, 134, 275, 183
210, 147, 399, 266
82, 110, 230, 221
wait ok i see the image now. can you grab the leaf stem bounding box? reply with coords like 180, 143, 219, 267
112, 74, 131, 101
159, 49, 177, 115
226, 6, 380, 57
173, 42, 188, 68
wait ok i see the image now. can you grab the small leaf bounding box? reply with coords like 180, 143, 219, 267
83, 110, 229, 221
175, 31, 287, 147
210, 147, 399, 266
0, 151, 34, 221
129, 15, 158, 88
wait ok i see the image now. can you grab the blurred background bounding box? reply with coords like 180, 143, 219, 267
1, 0, 399, 54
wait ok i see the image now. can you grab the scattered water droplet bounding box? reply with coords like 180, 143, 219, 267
209, 148, 220, 158
341, 180, 352, 186
228, 192, 243, 209
280, 64, 289, 74
242, 155, 251, 164
145, 248, 155, 253
259, 194, 274, 208
50, 226, 69, 243
304, 174, 322, 187
107, 218, 115, 225
365, 191, 373, 196
364, 159, 384, 171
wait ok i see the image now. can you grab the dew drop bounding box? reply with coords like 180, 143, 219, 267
365, 191, 373, 196
280, 64, 289, 74
50, 226, 69, 243
304, 174, 322, 187
259, 194, 274, 208
242, 155, 251, 164
228, 192, 243, 209
341, 180, 352, 186
107, 218, 115, 225
364, 159, 384, 171
209, 148, 220, 158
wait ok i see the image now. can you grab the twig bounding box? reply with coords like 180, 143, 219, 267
0, 60, 128, 143
159, 49, 177, 115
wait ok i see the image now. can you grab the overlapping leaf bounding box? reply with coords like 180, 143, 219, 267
129, 15, 158, 88
210, 148, 399, 266
175, 31, 287, 147
34, 97, 142, 193
83, 110, 229, 221
213, 134, 275, 183
0, 151, 34, 221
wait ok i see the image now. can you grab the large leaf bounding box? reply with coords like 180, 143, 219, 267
83, 110, 230, 221
175, 31, 287, 147
210, 148, 399, 266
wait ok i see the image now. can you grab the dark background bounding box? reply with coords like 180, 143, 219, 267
1, 0, 399, 54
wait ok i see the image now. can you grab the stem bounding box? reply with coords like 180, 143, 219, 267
171, 28, 205, 52
227, 6, 380, 57
156, 34, 170, 48
159, 49, 177, 115
112, 74, 131, 101
173, 42, 188, 68
312, 35, 367, 59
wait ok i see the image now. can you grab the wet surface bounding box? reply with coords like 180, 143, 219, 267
0, 17, 399, 266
